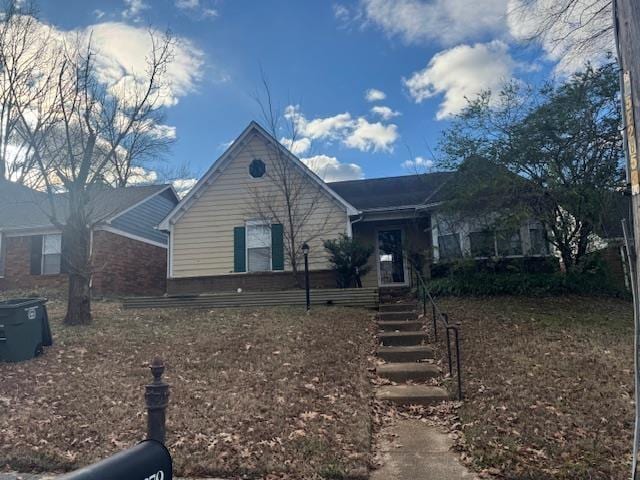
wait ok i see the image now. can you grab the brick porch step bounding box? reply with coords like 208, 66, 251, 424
377, 345, 434, 362
378, 303, 417, 313
376, 385, 449, 405
376, 362, 440, 382
378, 331, 427, 346
378, 311, 417, 321
377, 320, 423, 332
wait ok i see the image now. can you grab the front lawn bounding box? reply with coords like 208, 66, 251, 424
0, 294, 374, 479
436, 295, 634, 480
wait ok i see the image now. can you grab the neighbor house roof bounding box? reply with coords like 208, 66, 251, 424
0, 180, 173, 232
327, 172, 455, 211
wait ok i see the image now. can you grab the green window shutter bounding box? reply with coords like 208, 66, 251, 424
271, 224, 284, 271
30, 235, 43, 275
233, 226, 246, 272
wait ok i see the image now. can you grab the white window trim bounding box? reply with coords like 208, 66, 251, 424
41, 233, 62, 276
245, 220, 272, 273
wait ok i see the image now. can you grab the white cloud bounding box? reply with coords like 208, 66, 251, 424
360, 0, 508, 46
365, 88, 386, 102
172, 178, 198, 197
402, 156, 434, 171
280, 137, 312, 155
126, 166, 159, 184
371, 105, 400, 120
122, 0, 149, 21
175, 0, 218, 20
87, 22, 205, 107
507, 0, 613, 75
333, 4, 352, 23
344, 118, 398, 152
404, 40, 516, 119
284, 105, 399, 153
175, 0, 199, 9
302, 155, 364, 182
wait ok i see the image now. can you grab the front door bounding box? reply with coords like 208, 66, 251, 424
377, 228, 407, 286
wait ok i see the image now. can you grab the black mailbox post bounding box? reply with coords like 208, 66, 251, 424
57, 439, 172, 480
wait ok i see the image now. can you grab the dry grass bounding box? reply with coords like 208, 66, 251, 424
0, 291, 375, 479
435, 295, 634, 480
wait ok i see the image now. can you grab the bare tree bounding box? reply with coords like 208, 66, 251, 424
5, 17, 174, 324
0, 0, 61, 185
510, 0, 614, 68
245, 77, 345, 283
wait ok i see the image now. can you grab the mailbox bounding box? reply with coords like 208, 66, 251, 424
58, 440, 172, 480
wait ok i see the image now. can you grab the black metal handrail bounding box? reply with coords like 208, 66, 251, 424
415, 273, 463, 401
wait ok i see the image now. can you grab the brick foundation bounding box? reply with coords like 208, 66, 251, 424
167, 269, 339, 294
0, 230, 167, 296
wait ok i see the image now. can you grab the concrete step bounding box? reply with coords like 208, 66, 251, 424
378, 320, 423, 332
378, 331, 427, 347
377, 345, 434, 362
376, 385, 450, 405
378, 311, 417, 321
376, 362, 440, 382
379, 303, 417, 313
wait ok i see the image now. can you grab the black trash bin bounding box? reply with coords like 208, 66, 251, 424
0, 298, 52, 362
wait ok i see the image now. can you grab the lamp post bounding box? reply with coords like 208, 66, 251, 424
302, 242, 310, 311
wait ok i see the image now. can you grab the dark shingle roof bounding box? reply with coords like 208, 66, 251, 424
0, 180, 169, 231
327, 172, 454, 211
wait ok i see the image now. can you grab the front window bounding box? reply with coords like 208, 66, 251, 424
470, 231, 495, 258
438, 233, 462, 261
497, 230, 523, 256
529, 228, 548, 255
42, 233, 62, 275
246, 222, 271, 272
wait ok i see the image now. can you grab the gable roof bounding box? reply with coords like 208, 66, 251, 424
158, 121, 358, 230
327, 172, 455, 211
0, 180, 175, 232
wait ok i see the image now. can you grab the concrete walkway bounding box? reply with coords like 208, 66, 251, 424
372, 419, 477, 480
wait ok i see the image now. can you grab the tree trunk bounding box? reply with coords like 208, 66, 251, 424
62, 197, 92, 325
65, 271, 91, 325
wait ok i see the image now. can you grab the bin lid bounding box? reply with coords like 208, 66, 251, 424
0, 298, 48, 309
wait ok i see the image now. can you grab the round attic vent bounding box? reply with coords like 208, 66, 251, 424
249, 159, 266, 178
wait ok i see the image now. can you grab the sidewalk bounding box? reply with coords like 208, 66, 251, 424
372, 419, 477, 480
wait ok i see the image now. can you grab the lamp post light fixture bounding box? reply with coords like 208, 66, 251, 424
302, 242, 310, 311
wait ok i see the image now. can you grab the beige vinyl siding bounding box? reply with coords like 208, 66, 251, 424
171, 134, 348, 278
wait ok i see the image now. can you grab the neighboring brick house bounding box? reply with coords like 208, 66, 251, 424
0, 180, 179, 296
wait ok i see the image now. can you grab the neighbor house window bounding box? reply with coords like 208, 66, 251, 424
42, 233, 62, 275
0, 233, 5, 277
470, 231, 495, 258
438, 233, 462, 261
497, 230, 523, 256
246, 221, 271, 272
529, 227, 548, 255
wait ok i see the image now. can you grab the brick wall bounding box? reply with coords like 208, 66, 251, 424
0, 231, 167, 296
167, 269, 338, 294
91, 230, 167, 296
0, 235, 68, 291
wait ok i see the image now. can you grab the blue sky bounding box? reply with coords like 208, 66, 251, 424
35, 0, 608, 184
